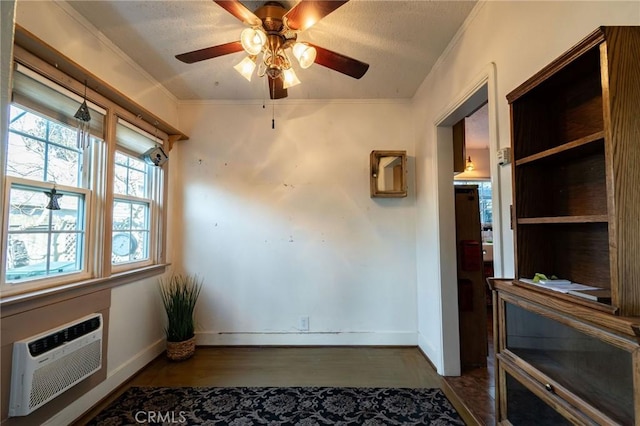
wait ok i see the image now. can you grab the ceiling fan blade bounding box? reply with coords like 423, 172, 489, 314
308, 44, 369, 79
214, 0, 262, 26
268, 76, 288, 100
175, 41, 244, 64
283, 0, 349, 32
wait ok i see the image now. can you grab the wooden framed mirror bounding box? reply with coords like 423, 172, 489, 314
370, 150, 407, 198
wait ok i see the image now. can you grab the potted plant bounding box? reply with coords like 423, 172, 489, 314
160, 273, 203, 361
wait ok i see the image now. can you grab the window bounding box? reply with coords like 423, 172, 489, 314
112, 152, 152, 265
4, 103, 92, 284
110, 119, 164, 270
1, 60, 172, 296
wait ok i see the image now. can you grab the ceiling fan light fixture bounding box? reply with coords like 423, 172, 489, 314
240, 27, 267, 55
282, 68, 301, 89
292, 42, 316, 69
234, 56, 257, 81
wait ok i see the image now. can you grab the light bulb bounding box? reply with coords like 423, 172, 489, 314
465, 156, 475, 172
292, 43, 316, 69
282, 68, 301, 89
234, 56, 257, 81
240, 28, 266, 56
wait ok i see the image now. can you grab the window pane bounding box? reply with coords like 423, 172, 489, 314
6, 233, 49, 280
47, 144, 81, 187
128, 169, 146, 197
9, 106, 47, 139
49, 232, 82, 270
113, 152, 148, 197
115, 151, 129, 166
114, 164, 128, 195
130, 202, 148, 230
131, 231, 149, 259
113, 201, 132, 231
6, 133, 46, 181
8, 105, 83, 187
47, 120, 77, 148
112, 200, 150, 264
8, 188, 48, 229
51, 193, 84, 231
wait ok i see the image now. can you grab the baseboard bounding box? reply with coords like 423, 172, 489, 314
42, 338, 165, 425
196, 331, 418, 346
417, 333, 443, 374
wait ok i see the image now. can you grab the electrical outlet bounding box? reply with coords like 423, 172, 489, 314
299, 316, 309, 331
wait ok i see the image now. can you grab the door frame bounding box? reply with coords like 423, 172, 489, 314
433, 63, 502, 375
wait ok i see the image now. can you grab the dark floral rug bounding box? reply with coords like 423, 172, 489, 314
87, 387, 465, 425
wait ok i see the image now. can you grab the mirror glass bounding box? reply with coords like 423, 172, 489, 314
376, 156, 403, 191
370, 150, 407, 198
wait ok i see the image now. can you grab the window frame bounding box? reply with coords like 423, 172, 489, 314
2, 176, 93, 293
110, 148, 161, 271
0, 39, 183, 299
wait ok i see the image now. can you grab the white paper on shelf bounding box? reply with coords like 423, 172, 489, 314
519, 278, 601, 293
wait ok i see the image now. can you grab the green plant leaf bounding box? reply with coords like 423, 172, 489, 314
160, 273, 203, 342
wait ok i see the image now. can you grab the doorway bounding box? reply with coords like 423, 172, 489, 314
433, 64, 502, 424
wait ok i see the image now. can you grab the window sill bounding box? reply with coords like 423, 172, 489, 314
0, 264, 169, 317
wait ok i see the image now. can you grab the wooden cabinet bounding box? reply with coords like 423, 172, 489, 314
495, 26, 640, 425
453, 118, 466, 174
493, 280, 640, 425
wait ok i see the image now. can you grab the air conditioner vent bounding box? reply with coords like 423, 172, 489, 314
27, 316, 101, 357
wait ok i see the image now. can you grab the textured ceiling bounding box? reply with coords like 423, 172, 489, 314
465, 103, 489, 149
67, 0, 477, 101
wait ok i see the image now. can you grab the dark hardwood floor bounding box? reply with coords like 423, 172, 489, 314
75, 346, 495, 425
443, 310, 496, 425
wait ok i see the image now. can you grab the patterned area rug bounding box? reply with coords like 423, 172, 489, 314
87, 387, 465, 425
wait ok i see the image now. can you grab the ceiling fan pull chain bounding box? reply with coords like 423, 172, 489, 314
271, 79, 276, 129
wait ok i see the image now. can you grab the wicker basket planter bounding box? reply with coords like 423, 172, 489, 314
166, 336, 196, 361
160, 273, 202, 362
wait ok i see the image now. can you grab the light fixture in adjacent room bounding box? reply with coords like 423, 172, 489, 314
465, 156, 475, 172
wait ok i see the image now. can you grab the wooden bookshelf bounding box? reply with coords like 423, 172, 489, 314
496, 27, 640, 425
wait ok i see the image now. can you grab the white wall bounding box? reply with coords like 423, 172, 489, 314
413, 1, 640, 374
10, 1, 180, 423
176, 100, 418, 345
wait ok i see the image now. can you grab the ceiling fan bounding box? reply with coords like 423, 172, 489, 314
175, 0, 370, 99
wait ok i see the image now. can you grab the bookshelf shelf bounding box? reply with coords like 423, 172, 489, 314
517, 215, 608, 225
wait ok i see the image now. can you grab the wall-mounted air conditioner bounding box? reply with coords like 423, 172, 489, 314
9, 313, 103, 417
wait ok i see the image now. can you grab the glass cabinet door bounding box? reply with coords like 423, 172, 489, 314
504, 371, 572, 425
504, 301, 634, 424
